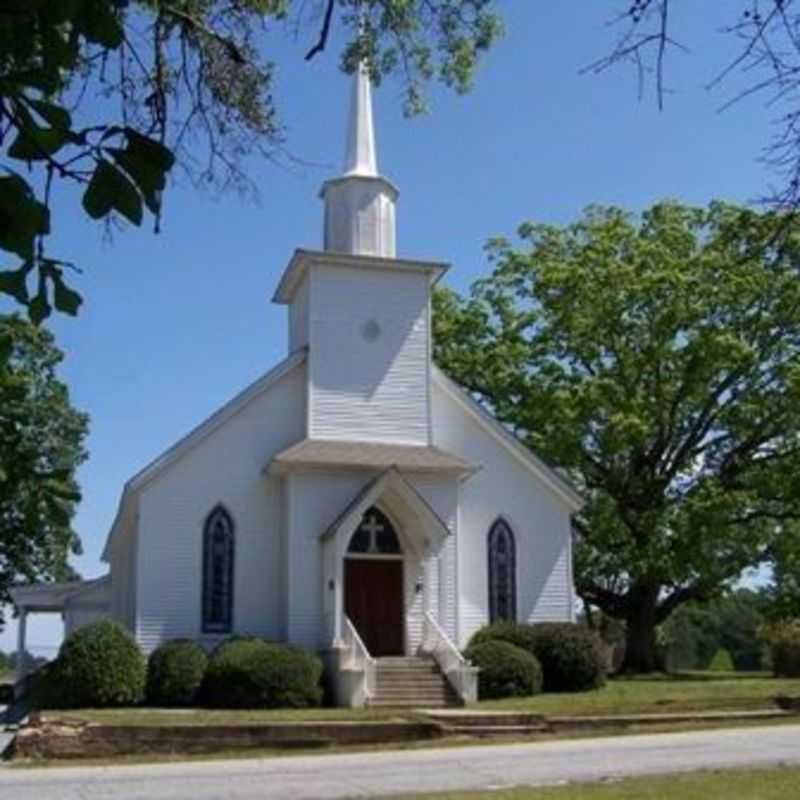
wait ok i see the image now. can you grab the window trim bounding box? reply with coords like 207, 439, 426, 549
202, 504, 235, 635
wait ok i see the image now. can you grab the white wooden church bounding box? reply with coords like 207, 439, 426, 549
12, 68, 582, 707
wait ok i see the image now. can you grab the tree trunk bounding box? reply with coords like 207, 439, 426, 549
619, 584, 663, 674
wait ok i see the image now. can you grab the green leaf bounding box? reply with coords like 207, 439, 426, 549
0, 265, 31, 304
83, 159, 143, 225
0, 175, 49, 259
27, 99, 72, 132
0, 69, 60, 95
125, 130, 176, 172
28, 292, 50, 325
8, 123, 71, 161
80, 0, 124, 49
108, 147, 165, 213
51, 273, 83, 316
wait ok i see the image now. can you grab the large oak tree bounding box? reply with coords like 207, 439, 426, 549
433, 201, 800, 672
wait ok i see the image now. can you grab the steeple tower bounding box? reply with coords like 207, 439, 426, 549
320, 65, 398, 258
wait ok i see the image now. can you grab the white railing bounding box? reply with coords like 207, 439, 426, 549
423, 611, 479, 704
342, 614, 377, 698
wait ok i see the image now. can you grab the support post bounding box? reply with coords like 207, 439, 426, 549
16, 607, 28, 683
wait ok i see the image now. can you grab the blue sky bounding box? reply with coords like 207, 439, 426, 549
0, 3, 776, 655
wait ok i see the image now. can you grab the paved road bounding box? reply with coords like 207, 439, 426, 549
1, 724, 799, 799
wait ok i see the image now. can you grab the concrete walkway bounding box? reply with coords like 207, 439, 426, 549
1, 723, 799, 799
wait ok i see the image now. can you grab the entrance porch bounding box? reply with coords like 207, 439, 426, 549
319, 468, 477, 707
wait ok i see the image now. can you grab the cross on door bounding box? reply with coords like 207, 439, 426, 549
362, 513, 385, 553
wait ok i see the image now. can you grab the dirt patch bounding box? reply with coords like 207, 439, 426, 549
11, 714, 442, 760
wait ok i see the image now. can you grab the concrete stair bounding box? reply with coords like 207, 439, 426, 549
368, 657, 461, 709
423, 710, 550, 738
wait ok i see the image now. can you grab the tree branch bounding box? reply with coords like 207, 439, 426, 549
305, 0, 336, 61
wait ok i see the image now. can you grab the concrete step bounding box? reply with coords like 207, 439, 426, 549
377, 666, 441, 674
367, 699, 456, 708
375, 689, 455, 700
443, 724, 549, 737
424, 711, 548, 727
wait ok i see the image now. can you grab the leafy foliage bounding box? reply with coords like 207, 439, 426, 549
708, 648, 735, 672
146, 639, 208, 706
468, 621, 606, 692
0, 315, 88, 629
761, 619, 800, 677
433, 201, 800, 672
37, 620, 146, 708
661, 590, 765, 672
527, 623, 607, 692
661, 605, 721, 671
0, 1, 501, 321
201, 638, 323, 708
464, 639, 542, 700
468, 620, 541, 657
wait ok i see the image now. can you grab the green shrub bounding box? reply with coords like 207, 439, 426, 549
526, 623, 607, 692
146, 640, 208, 706
468, 620, 540, 655
201, 638, 323, 708
469, 621, 607, 692
38, 620, 146, 709
464, 639, 542, 700
762, 620, 800, 678
708, 648, 735, 672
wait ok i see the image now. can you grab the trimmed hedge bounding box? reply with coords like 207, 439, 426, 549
527, 623, 607, 692
38, 620, 146, 709
146, 640, 208, 706
464, 639, 542, 700
201, 638, 323, 708
469, 620, 539, 656
469, 621, 607, 693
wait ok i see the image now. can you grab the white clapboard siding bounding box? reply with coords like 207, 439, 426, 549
285, 471, 368, 649
430, 378, 575, 648
308, 263, 430, 445
134, 364, 306, 654
288, 276, 310, 352
412, 477, 459, 642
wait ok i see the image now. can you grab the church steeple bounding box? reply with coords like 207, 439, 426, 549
320, 65, 398, 258
343, 63, 377, 177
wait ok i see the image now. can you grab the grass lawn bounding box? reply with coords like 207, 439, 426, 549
476, 672, 799, 716
44, 673, 799, 727
398, 765, 800, 799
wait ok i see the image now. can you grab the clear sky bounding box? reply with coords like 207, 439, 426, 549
0, 3, 777, 656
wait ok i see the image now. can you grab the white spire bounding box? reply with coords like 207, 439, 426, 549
343, 64, 377, 176
320, 64, 398, 258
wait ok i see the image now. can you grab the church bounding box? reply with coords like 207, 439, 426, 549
12, 67, 582, 707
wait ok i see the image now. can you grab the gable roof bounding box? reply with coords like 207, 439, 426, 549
101, 349, 307, 562
268, 438, 476, 477
431, 365, 583, 512
321, 467, 451, 556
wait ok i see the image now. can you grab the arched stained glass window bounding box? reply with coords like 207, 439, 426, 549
348, 507, 402, 555
202, 505, 234, 634
488, 518, 516, 623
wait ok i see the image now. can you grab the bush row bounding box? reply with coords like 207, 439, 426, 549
37, 621, 323, 710
466, 621, 607, 700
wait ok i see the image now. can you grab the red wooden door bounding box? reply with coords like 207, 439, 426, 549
344, 559, 404, 656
